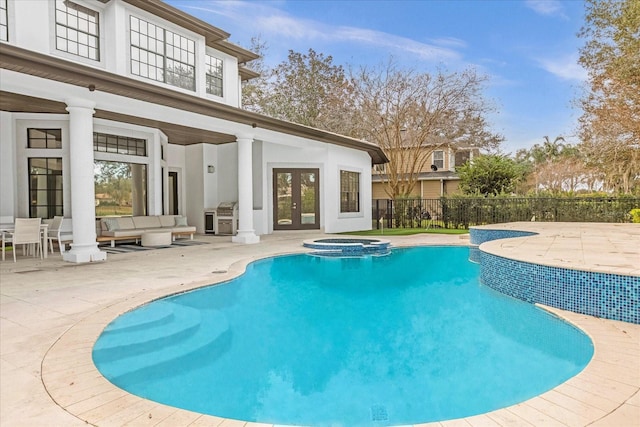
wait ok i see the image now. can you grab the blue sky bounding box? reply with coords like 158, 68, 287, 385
168, 0, 588, 154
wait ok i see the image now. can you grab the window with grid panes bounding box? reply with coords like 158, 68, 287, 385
340, 170, 360, 213
205, 55, 223, 96
55, 0, 100, 61
0, 0, 8, 42
130, 16, 195, 91
93, 132, 146, 156
433, 150, 444, 169
27, 129, 62, 149
28, 158, 63, 219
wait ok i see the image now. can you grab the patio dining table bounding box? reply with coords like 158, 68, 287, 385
0, 223, 49, 260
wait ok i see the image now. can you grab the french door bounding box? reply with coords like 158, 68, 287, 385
168, 171, 179, 215
273, 168, 320, 230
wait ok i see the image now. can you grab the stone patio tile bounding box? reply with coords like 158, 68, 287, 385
504, 402, 566, 426
461, 414, 501, 427
589, 402, 640, 427
154, 409, 206, 427
486, 408, 536, 426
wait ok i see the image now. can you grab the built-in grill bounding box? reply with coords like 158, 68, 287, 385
215, 202, 238, 235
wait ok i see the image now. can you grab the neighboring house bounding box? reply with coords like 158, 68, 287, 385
372, 143, 479, 199
0, 0, 387, 262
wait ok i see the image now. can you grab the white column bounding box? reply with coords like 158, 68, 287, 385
232, 133, 259, 244
63, 98, 107, 263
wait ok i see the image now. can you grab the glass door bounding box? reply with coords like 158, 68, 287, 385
273, 168, 319, 230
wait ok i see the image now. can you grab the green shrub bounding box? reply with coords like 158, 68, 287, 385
630, 208, 640, 223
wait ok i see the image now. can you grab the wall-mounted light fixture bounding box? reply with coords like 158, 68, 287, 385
207, 165, 215, 173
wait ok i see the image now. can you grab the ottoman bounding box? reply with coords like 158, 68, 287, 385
141, 230, 172, 247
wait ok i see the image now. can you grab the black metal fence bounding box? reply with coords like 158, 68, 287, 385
372, 197, 640, 229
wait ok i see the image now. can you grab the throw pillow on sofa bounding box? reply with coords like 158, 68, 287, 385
175, 216, 188, 227
104, 218, 120, 231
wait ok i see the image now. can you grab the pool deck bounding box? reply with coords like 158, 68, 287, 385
1, 223, 638, 427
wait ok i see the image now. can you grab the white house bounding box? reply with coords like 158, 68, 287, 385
0, 0, 387, 262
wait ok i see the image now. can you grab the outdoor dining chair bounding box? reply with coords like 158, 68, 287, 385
5, 218, 43, 262
46, 216, 66, 254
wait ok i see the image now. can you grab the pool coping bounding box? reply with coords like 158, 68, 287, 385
40, 239, 640, 427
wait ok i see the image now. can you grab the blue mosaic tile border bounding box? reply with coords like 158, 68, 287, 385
303, 239, 391, 256
480, 251, 639, 324
473, 227, 640, 324
470, 228, 537, 245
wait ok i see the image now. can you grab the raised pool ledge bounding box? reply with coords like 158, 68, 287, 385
302, 237, 391, 256
469, 227, 538, 246
471, 223, 640, 324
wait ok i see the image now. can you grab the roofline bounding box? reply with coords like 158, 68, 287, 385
238, 66, 260, 81
214, 40, 260, 65
122, 0, 229, 43
372, 171, 460, 182
0, 44, 387, 164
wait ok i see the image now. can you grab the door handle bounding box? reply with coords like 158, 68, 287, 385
292, 202, 297, 209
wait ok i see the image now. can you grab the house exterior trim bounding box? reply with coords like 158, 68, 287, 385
0, 44, 387, 164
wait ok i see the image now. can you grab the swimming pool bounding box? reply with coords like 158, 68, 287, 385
93, 246, 593, 426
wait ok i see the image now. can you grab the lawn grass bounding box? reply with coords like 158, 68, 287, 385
341, 227, 468, 236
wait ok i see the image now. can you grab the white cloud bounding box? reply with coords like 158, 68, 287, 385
525, 0, 565, 17
429, 37, 468, 49
537, 53, 588, 81
181, 0, 463, 63
334, 27, 461, 62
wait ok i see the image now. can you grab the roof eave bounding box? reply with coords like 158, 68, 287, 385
0, 44, 387, 164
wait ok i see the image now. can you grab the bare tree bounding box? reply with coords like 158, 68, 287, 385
348, 60, 502, 198
241, 36, 270, 112
240, 48, 503, 198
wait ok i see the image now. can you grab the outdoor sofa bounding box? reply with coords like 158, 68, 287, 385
97, 215, 196, 247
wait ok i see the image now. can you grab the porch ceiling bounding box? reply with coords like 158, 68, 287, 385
0, 91, 236, 145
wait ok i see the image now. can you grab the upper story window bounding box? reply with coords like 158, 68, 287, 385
433, 150, 444, 169
205, 55, 223, 97
28, 129, 62, 149
340, 170, 360, 213
55, 0, 100, 61
0, 0, 8, 42
94, 132, 147, 156
130, 16, 196, 91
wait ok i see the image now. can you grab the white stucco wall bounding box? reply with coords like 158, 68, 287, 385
0, 111, 16, 223
216, 143, 238, 205
325, 145, 373, 233
258, 138, 372, 234
184, 144, 205, 232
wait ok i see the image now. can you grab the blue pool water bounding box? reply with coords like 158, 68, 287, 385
93, 246, 593, 426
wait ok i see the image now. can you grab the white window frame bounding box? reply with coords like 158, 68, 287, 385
205, 54, 223, 97
433, 150, 444, 170
54, 0, 101, 61
339, 169, 361, 214
129, 15, 196, 91
0, 0, 8, 42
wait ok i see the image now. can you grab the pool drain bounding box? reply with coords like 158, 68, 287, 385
370, 404, 388, 421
